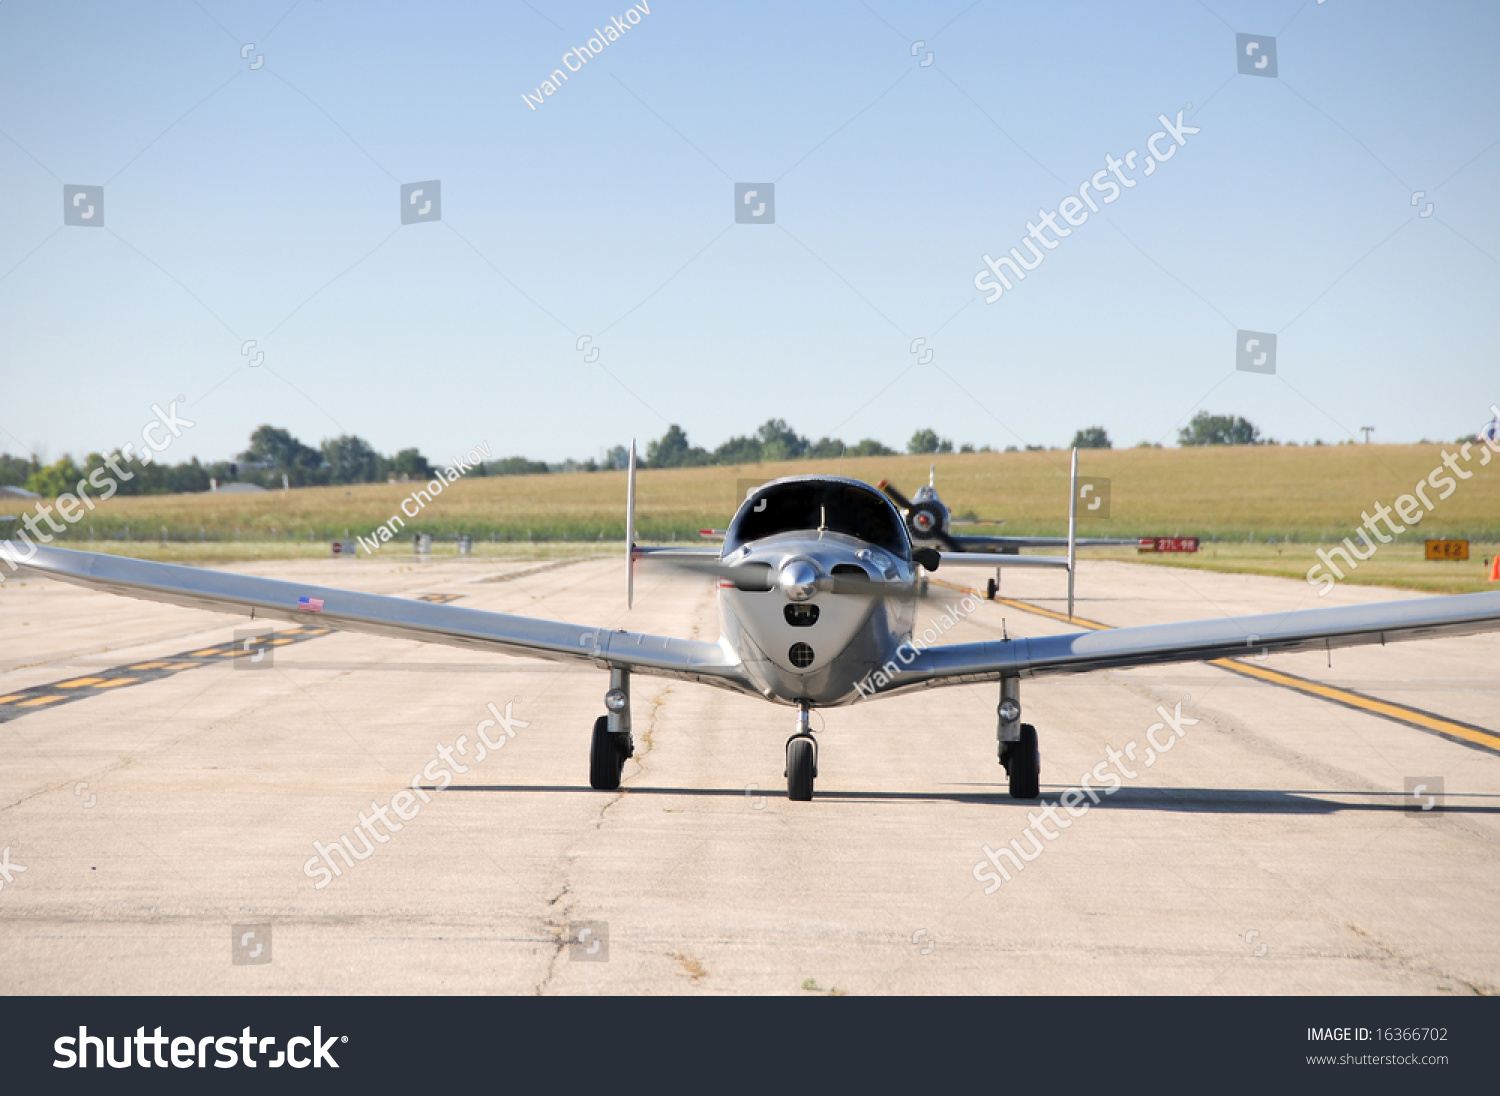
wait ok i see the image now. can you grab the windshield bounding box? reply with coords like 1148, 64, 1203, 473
725, 480, 910, 557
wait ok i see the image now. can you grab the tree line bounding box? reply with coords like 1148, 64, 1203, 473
0, 421, 974, 497
7, 412, 1437, 500
0, 426, 445, 498
643, 420, 1002, 467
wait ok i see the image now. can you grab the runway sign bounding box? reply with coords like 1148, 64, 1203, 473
1425, 539, 1469, 561
1138, 537, 1200, 553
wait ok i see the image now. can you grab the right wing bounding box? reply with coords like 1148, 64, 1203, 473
2, 543, 758, 695
872, 589, 1500, 695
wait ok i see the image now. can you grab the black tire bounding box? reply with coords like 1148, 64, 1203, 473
1007, 723, 1040, 799
986, 578, 997, 600
786, 736, 815, 802
589, 715, 623, 790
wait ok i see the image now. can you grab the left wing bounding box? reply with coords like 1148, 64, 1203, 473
1, 543, 758, 695
869, 590, 1500, 695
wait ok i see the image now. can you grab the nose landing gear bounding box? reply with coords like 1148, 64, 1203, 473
784, 702, 818, 801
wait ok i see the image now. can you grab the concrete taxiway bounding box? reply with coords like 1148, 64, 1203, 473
1, 552, 1497, 994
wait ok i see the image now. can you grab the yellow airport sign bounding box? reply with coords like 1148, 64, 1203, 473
1425, 539, 1469, 561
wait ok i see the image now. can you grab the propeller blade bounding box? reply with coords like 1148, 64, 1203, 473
639, 554, 774, 591
643, 554, 964, 600
827, 571, 968, 602
930, 528, 963, 553
625, 439, 637, 609
877, 479, 913, 512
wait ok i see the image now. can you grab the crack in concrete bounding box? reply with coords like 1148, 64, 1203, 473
534, 884, 573, 995
596, 686, 670, 823
1344, 920, 1497, 995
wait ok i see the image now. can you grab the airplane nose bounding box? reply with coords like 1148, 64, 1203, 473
779, 560, 818, 602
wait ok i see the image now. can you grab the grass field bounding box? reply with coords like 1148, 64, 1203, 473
1082, 541, 1499, 596
5, 445, 1499, 594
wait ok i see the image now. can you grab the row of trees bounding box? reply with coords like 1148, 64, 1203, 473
646, 420, 894, 468
236, 426, 438, 488
1069, 415, 1263, 449
9, 413, 1455, 499
1, 426, 446, 498
643, 420, 1009, 467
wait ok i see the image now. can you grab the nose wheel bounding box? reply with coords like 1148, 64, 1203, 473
784, 703, 818, 801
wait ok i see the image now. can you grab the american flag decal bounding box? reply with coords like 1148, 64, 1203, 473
297, 596, 324, 612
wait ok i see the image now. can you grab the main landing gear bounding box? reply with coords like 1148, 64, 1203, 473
784, 702, 818, 802
589, 667, 636, 791
997, 675, 1039, 798
589, 674, 1039, 802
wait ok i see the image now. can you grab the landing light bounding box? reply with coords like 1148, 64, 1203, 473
998, 698, 1021, 723
604, 689, 628, 712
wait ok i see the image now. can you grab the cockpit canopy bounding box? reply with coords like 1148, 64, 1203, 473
724, 478, 912, 558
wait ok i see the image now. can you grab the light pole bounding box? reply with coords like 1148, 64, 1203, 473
1360, 426, 1374, 444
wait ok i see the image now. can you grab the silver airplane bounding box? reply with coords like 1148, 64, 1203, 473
5, 443, 1500, 803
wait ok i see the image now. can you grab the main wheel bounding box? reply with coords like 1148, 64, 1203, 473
786, 736, 815, 802
1007, 722, 1040, 799
986, 578, 998, 600
589, 715, 624, 790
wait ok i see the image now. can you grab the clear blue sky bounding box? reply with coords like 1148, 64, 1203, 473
2, 0, 1496, 465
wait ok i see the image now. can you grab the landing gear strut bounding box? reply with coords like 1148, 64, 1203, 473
589, 666, 635, 790
784, 702, 818, 801
997, 675, 1039, 799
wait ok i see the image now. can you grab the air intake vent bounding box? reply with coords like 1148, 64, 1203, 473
788, 642, 815, 668
784, 603, 819, 627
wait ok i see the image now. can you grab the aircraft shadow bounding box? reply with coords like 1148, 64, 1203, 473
440, 784, 1500, 815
